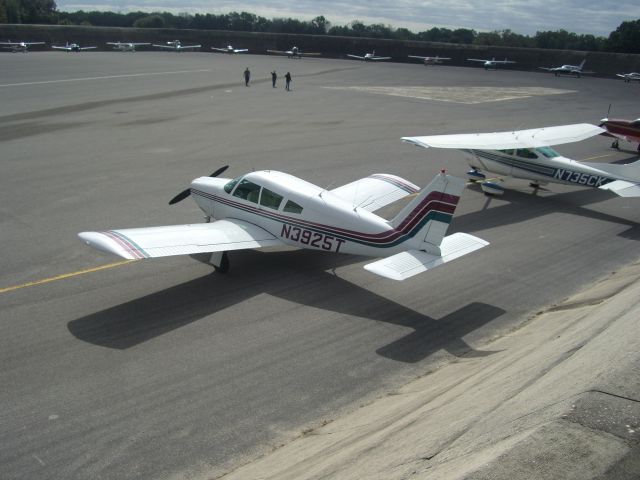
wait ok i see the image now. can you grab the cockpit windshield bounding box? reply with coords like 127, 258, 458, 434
224, 176, 242, 194
535, 146, 561, 158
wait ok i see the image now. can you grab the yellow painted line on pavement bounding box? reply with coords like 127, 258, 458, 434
580, 153, 615, 161
0, 260, 134, 294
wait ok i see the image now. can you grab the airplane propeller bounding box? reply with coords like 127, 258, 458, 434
169, 165, 229, 205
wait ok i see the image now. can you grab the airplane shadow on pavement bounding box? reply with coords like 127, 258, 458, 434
67, 249, 504, 363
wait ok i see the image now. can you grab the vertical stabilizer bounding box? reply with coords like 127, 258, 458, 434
390, 172, 464, 253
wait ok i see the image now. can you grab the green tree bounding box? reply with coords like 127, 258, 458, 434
606, 19, 640, 53
132, 14, 165, 28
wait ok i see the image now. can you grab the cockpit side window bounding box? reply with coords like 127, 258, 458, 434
232, 179, 261, 203
536, 146, 561, 158
283, 199, 303, 214
516, 148, 538, 159
498, 149, 514, 155
260, 188, 283, 210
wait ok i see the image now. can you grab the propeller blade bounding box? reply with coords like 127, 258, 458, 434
169, 188, 191, 205
210, 165, 229, 177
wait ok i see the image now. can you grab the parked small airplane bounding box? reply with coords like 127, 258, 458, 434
539, 59, 592, 77
51, 43, 97, 52
107, 41, 151, 52
347, 51, 391, 61
211, 45, 248, 54
402, 123, 640, 197
152, 40, 201, 51
266, 46, 320, 58
0, 40, 45, 52
408, 55, 451, 65
616, 72, 640, 83
600, 117, 640, 151
467, 57, 515, 70
78, 168, 488, 281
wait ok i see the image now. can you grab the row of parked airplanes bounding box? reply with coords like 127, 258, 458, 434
3, 39, 639, 81
78, 121, 640, 282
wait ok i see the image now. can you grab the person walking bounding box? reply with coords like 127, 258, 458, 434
271, 70, 277, 88
244, 67, 250, 87
284, 71, 292, 91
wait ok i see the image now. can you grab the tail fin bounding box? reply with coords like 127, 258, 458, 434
578, 59, 586, 70
390, 172, 464, 254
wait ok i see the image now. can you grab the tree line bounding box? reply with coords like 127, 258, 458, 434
1, 0, 638, 54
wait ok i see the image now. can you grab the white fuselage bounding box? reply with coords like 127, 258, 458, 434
188, 171, 449, 258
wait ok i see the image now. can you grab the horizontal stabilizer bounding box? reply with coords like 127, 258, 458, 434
584, 158, 640, 180
363, 232, 488, 281
599, 180, 640, 197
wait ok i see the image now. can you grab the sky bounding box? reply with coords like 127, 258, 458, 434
56, 1, 638, 37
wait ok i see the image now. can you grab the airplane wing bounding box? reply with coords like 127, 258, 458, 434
494, 60, 516, 64
179, 45, 201, 50
153, 44, 175, 49
299, 52, 321, 56
467, 58, 486, 62
599, 180, 640, 197
370, 56, 391, 61
538, 67, 554, 71
80, 46, 97, 50
266, 49, 287, 55
364, 233, 489, 281
211, 47, 229, 52
330, 173, 419, 212
78, 218, 283, 260
347, 54, 365, 60
52, 46, 72, 51
402, 123, 606, 150
233, 48, 249, 53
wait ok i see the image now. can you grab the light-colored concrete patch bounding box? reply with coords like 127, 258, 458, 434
323, 86, 576, 104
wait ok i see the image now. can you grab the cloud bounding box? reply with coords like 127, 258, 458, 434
57, 0, 638, 36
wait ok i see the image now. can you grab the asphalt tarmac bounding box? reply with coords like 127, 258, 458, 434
1, 51, 639, 480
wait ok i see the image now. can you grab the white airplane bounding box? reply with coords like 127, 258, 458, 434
347, 51, 391, 61
539, 59, 592, 77
152, 40, 201, 51
616, 72, 640, 83
211, 45, 248, 54
0, 40, 45, 52
467, 57, 515, 70
107, 42, 151, 52
266, 46, 320, 58
402, 123, 640, 197
408, 55, 451, 65
52, 43, 97, 52
78, 167, 488, 281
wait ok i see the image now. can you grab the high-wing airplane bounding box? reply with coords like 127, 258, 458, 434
0, 40, 45, 52
467, 57, 515, 70
616, 72, 640, 83
266, 46, 320, 58
599, 117, 640, 151
152, 40, 201, 51
51, 43, 97, 52
78, 168, 488, 281
402, 123, 640, 197
347, 51, 391, 61
539, 59, 592, 77
107, 42, 151, 52
408, 55, 451, 65
211, 45, 248, 54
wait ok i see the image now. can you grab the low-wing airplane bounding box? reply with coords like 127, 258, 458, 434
266, 46, 320, 58
51, 43, 97, 52
152, 40, 201, 51
467, 57, 515, 70
211, 45, 248, 54
600, 117, 640, 151
616, 72, 640, 83
78, 168, 488, 281
347, 51, 391, 61
539, 59, 592, 77
0, 40, 45, 52
408, 55, 451, 65
107, 41, 151, 52
402, 123, 640, 197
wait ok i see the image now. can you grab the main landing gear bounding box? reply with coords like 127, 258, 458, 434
467, 168, 505, 196
209, 251, 229, 273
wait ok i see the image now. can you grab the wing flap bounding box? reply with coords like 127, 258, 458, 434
402, 123, 605, 150
364, 232, 489, 281
79, 219, 283, 259
599, 180, 640, 197
330, 174, 419, 212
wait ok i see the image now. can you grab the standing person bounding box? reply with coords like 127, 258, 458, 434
271, 70, 277, 88
244, 67, 250, 87
284, 71, 292, 91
